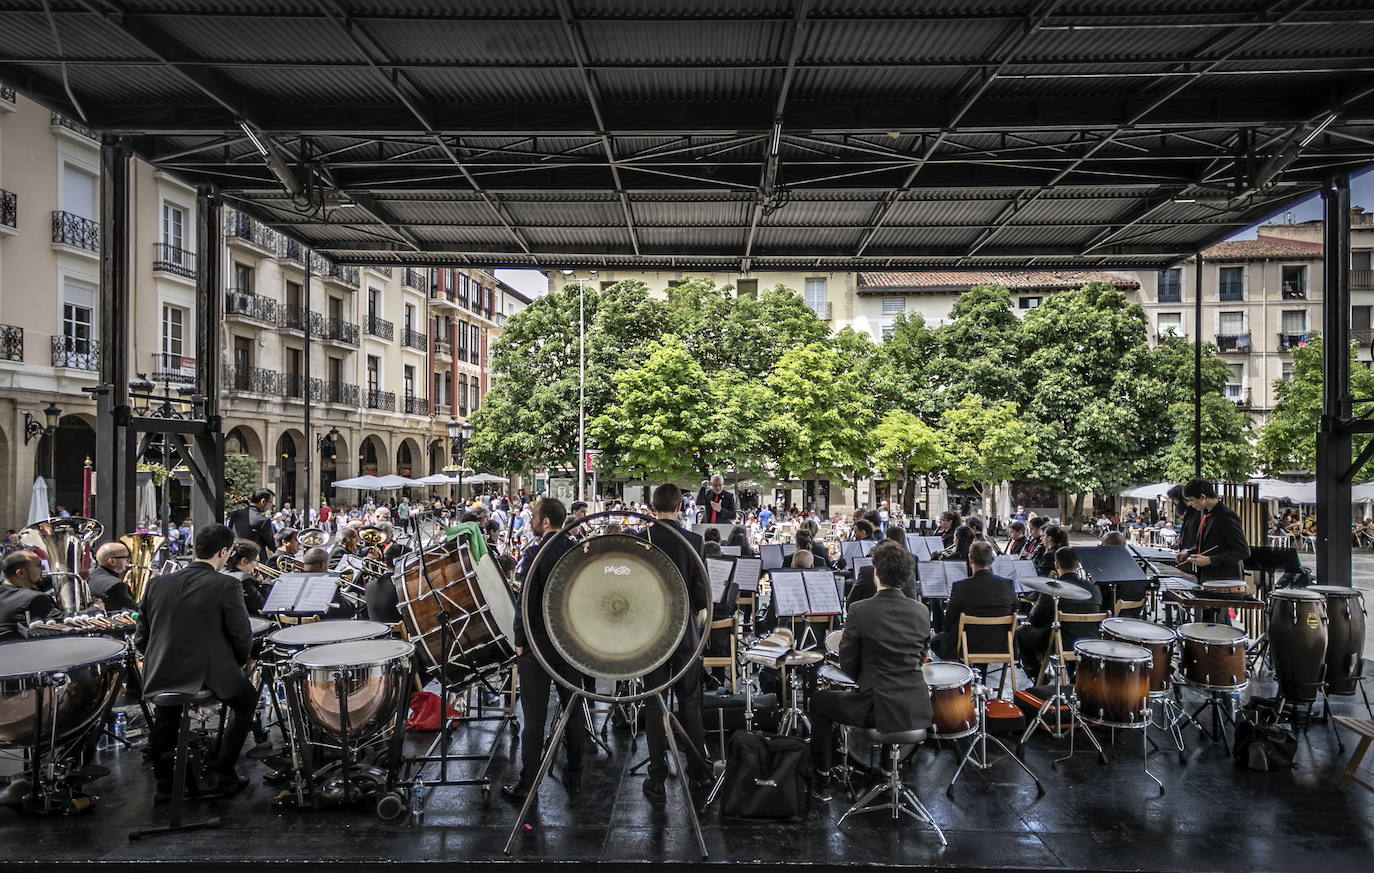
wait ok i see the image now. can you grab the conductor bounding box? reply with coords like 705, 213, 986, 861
695, 474, 737, 525
228, 488, 277, 558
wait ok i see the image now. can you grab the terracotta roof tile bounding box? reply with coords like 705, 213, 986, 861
1196, 237, 1323, 260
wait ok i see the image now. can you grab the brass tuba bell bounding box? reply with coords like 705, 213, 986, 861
119, 531, 167, 604
19, 516, 104, 614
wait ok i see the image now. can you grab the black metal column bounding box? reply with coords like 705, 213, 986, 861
192, 187, 224, 531
1193, 249, 1203, 477
303, 251, 313, 518
94, 138, 136, 535
1316, 174, 1352, 586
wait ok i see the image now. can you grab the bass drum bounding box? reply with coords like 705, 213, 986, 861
0, 637, 127, 751
1267, 588, 1328, 703
1308, 586, 1367, 696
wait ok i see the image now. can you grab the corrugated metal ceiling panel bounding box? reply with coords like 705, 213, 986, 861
594, 67, 781, 102
404, 68, 586, 103
580, 20, 787, 63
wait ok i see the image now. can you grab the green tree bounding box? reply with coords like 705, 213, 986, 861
1162, 395, 1255, 481
763, 342, 877, 482
1256, 334, 1374, 475
938, 394, 1034, 514
223, 453, 260, 511
661, 278, 735, 371
930, 284, 1026, 412
872, 409, 945, 511
707, 373, 775, 477
1140, 335, 1254, 481
876, 312, 939, 417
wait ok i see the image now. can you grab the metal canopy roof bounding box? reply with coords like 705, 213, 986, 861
3, 1, 1374, 271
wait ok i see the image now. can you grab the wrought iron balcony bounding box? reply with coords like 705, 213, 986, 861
312, 378, 359, 406
365, 388, 396, 411
1276, 332, 1308, 352
1352, 270, 1374, 292
52, 336, 98, 370
403, 395, 429, 415
50, 112, 97, 140
369, 266, 393, 278
1281, 284, 1308, 300
52, 210, 99, 252
1230, 387, 1253, 409
225, 290, 278, 323
403, 268, 427, 290
365, 314, 394, 340
151, 352, 195, 384
403, 328, 427, 350
1, 188, 15, 231
226, 210, 278, 251
1352, 328, 1374, 345
1, 324, 22, 362
279, 305, 310, 332
283, 372, 306, 399
152, 243, 196, 279
323, 263, 359, 288
433, 338, 452, 357
278, 236, 306, 265
1155, 330, 1186, 344
226, 364, 281, 395
320, 317, 359, 345
1215, 333, 1252, 353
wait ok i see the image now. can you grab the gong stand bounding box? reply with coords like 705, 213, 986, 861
401, 511, 512, 803
503, 511, 712, 859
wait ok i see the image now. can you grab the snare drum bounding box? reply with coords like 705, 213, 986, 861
288, 639, 415, 743
1267, 588, 1328, 703
1073, 639, 1151, 728
1100, 617, 1177, 696
267, 619, 393, 658
824, 629, 843, 657
1177, 622, 1248, 691
817, 664, 856, 689
921, 661, 976, 739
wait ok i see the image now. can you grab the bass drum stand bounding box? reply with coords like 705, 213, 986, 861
503, 512, 713, 859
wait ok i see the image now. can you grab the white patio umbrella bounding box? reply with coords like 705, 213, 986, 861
26, 476, 50, 525
373, 474, 418, 489
411, 473, 458, 486
466, 472, 510, 484
1119, 482, 1176, 500
332, 474, 388, 490
138, 480, 158, 527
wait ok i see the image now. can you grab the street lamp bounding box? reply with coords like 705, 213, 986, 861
448, 417, 473, 501
561, 268, 596, 502
23, 402, 62, 511
316, 426, 340, 511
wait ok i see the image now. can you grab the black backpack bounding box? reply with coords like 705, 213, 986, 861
720, 731, 811, 820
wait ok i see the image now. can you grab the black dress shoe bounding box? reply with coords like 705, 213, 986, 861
561, 770, 582, 795
500, 782, 530, 803
641, 777, 666, 803
208, 771, 250, 796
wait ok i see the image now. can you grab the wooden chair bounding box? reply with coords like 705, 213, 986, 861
702, 612, 740, 693
1334, 717, 1374, 793
957, 614, 1018, 697
1037, 612, 1109, 685
1113, 598, 1147, 617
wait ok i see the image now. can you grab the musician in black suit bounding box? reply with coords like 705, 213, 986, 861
504, 498, 587, 801
1005, 521, 1029, 558
0, 550, 59, 641
1177, 480, 1246, 580
329, 526, 360, 562
88, 541, 137, 611
640, 483, 712, 802
931, 542, 1017, 660
1016, 547, 1103, 682
1031, 524, 1069, 577
809, 541, 932, 796
695, 474, 737, 525
228, 488, 276, 558
847, 526, 919, 605
134, 524, 256, 795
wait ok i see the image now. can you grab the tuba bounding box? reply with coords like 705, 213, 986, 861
298, 527, 328, 548
19, 516, 104, 615
120, 531, 167, 604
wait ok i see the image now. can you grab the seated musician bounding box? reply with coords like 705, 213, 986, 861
797, 530, 833, 570
1031, 524, 1069, 577
936, 524, 974, 561
88, 542, 137, 611
134, 524, 256, 796
838, 519, 875, 570
703, 527, 724, 556
269, 527, 300, 570
936, 510, 961, 548
300, 547, 328, 572
1005, 521, 1029, 558
328, 526, 360, 562
1100, 530, 1146, 615
847, 526, 919, 606
1016, 547, 1103, 682
0, 550, 60, 641
931, 541, 1016, 660
223, 539, 265, 615
809, 541, 932, 797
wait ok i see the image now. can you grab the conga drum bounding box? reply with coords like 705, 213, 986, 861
921, 661, 976, 739
1267, 588, 1328, 703
1178, 623, 1248, 691
1308, 585, 1367, 695
1100, 617, 1177, 697
1073, 639, 1151, 728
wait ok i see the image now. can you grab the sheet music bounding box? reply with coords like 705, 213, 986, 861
905, 533, 925, 558
921, 536, 945, 559
760, 543, 786, 570
802, 570, 842, 615
732, 557, 762, 592
782, 543, 796, 558
260, 574, 305, 613
917, 561, 953, 599
261, 573, 339, 614
850, 555, 873, 580
719, 545, 742, 557
840, 539, 874, 563
706, 557, 735, 603
769, 570, 811, 617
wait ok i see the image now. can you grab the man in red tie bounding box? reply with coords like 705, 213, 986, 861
694, 474, 737, 525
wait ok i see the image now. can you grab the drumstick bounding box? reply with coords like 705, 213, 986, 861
1182, 545, 1217, 565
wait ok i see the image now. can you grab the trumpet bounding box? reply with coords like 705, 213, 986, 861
255, 562, 283, 581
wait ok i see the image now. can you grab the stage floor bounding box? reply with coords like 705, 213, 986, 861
6, 670, 1374, 873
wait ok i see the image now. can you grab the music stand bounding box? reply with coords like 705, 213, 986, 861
504, 511, 712, 859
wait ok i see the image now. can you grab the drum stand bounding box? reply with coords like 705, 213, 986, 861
1018, 597, 1109, 765
1189, 688, 1241, 754
1150, 693, 1190, 765
777, 664, 811, 737
505, 689, 708, 858
947, 683, 1043, 798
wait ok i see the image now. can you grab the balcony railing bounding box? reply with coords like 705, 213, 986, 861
151, 352, 195, 384
1, 188, 15, 230
434, 338, 452, 357
279, 305, 309, 332
1353, 328, 1374, 345
278, 236, 306, 265
365, 388, 396, 411
404, 268, 427, 290
1277, 332, 1309, 352
226, 209, 279, 251
1155, 330, 1186, 343
365, 314, 394, 340
1352, 270, 1374, 292
1225, 386, 1253, 409
1, 324, 22, 362
320, 317, 359, 345
50, 112, 97, 140
152, 243, 196, 279
283, 372, 306, 399
52, 336, 98, 370
323, 263, 359, 288
1215, 333, 1252, 353
225, 290, 278, 323
403, 328, 427, 350
312, 379, 359, 406
1281, 284, 1308, 300
226, 364, 281, 395
403, 395, 429, 415
370, 266, 393, 278
52, 210, 99, 252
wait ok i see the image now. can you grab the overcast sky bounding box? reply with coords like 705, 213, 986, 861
493, 168, 1374, 295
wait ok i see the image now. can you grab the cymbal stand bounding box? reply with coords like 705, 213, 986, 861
947, 683, 1043, 798
777, 663, 811, 737
1151, 691, 1190, 765
1018, 593, 1108, 764
505, 689, 707, 858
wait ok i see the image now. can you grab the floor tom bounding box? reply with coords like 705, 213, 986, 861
1073, 639, 1151, 728
1178, 622, 1248, 691
1100, 617, 1177, 696
922, 661, 976, 739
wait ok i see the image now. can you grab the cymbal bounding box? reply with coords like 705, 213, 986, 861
784, 649, 824, 666
1021, 576, 1095, 601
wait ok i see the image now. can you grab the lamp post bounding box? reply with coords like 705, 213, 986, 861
448, 417, 473, 503
23, 402, 62, 512
316, 425, 340, 518
561, 268, 596, 502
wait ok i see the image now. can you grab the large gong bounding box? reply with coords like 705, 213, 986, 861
542, 533, 688, 681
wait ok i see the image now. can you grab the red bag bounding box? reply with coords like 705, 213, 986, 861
405, 691, 461, 731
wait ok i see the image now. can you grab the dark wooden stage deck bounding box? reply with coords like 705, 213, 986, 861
5, 670, 1373, 873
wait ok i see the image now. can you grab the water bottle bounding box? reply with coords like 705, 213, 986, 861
96, 719, 110, 751
275, 680, 287, 705
113, 712, 127, 749
410, 778, 427, 824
